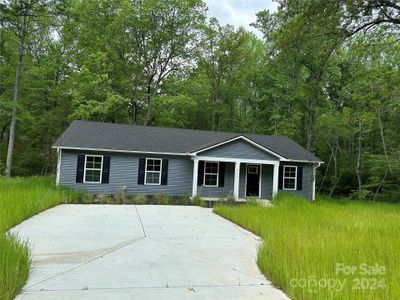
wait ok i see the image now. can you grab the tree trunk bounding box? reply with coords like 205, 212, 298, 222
0, 123, 8, 145
377, 109, 392, 174
373, 169, 388, 201
144, 109, 150, 126
306, 109, 314, 151
356, 114, 363, 198
5, 38, 24, 177
318, 154, 332, 193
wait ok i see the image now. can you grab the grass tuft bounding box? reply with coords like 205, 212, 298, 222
214, 193, 400, 300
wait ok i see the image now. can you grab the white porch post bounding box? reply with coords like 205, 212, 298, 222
233, 162, 240, 199
272, 163, 279, 198
56, 148, 61, 186
312, 166, 316, 201
192, 159, 199, 197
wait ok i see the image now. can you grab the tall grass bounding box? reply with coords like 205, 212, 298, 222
214, 193, 400, 300
0, 177, 81, 300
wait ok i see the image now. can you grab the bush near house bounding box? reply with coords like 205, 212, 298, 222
214, 193, 400, 300
0, 177, 82, 300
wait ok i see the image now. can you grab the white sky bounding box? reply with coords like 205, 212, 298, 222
204, 0, 278, 36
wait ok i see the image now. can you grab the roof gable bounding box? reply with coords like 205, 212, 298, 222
193, 136, 283, 161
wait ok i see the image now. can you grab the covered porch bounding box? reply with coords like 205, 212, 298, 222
191, 156, 279, 200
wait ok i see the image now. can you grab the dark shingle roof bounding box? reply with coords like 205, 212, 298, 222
53, 120, 321, 162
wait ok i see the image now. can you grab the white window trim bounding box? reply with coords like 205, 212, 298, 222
203, 161, 219, 187
83, 155, 103, 184
144, 158, 162, 185
283, 165, 297, 191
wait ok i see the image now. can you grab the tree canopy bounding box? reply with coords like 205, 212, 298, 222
1, 0, 399, 201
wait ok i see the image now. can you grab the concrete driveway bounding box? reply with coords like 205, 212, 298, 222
11, 205, 288, 299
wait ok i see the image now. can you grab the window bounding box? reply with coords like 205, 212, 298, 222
84, 155, 103, 183
283, 166, 297, 190
145, 158, 162, 185
248, 165, 259, 174
204, 162, 219, 187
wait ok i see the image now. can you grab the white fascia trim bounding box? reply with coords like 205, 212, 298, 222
193, 156, 279, 165
190, 136, 288, 161
287, 159, 324, 164
53, 146, 188, 156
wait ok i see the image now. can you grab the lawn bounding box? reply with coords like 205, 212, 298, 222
214, 193, 400, 300
0, 177, 82, 300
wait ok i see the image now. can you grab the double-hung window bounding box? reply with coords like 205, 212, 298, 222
204, 162, 219, 187
145, 158, 162, 185
283, 165, 297, 190
84, 155, 103, 183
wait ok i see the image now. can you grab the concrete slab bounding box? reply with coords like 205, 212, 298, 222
11, 205, 289, 299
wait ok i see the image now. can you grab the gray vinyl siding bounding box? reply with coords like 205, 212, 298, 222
198, 162, 234, 198
261, 165, 273, 199
198, 139, 279, 161
59, 149, 314, 200
59, 150, 193, 196
239, 163, 246, 198
279, 162, 314, 200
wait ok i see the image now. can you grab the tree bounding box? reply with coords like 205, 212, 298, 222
254, 0, 346, 150
67, 0, 207, 125
0, 0, 55, 176
342, 0, 400, 35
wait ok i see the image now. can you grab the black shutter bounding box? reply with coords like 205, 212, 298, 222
76, 155, 85, 183
297, 167, 303, 191
161, 159, 169, 185
198, 161, 204, 186
218, 162, 225, 187
278, 166, 283, 189
138, 158, 146, 185
102, 156, 111, 184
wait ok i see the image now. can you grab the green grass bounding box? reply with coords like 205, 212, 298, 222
214, 193, 400, 300
0, 176, 82, 300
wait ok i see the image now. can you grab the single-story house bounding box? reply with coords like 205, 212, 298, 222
53, 120, 322, 201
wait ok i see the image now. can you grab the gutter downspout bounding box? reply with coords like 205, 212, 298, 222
312, 162, 322, 201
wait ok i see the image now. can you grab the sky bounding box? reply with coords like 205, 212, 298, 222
204, 0, 278, 36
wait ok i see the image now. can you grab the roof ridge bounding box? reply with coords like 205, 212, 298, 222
72, 120, 290, 139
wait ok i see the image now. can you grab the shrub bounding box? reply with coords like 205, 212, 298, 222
133, 194, 146, 205
181, 193, 191, 205
115, 188, 128, 204
192, 195, 206, 207
97, 193, 113, 204
81, 193, 93, 204
246, 198, 259, 206
225, 193, 236, 205
155, 193, 170, 205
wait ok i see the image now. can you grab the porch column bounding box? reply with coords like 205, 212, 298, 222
312, 166, 316, 201
233, 161, 240, 199
56, 148, 61, 186
192, 159, 199, 197
272, 163, 279, 198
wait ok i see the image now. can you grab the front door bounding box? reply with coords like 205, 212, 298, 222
246, 164, 260, 197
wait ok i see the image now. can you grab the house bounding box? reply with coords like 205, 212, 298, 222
53, 120, 322, 201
